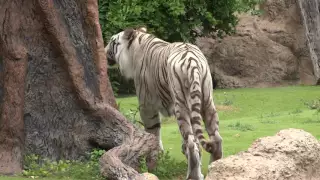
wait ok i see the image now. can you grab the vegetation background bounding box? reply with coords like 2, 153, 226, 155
98, 0, 264, 95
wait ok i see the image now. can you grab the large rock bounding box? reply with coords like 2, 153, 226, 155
206, 129, 320, 180
197, 0, 316, 88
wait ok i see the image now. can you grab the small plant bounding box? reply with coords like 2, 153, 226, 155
221, 92, 235, 106
23, 154, 71, 178
258, 112, 282, 124
263, 112, 281, 118
139, 156, 149, 173
66, 149, 105, 180
123, 107, 144, 127
22, 149, 106, 180
259, 118, 276, 124
289, 108, 303, 115
88, 148, 106, 162
227, 121, 254, 131
140, 150, 187, 179
302, 98, 320, 110
302, 118, 320, 124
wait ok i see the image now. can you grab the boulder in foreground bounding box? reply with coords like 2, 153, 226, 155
206, 128, 320, 180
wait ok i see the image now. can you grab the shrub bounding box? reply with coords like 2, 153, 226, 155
98, 0, 264, 43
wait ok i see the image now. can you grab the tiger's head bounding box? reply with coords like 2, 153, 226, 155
105, 27, 147, 66
105, 27, 147, 78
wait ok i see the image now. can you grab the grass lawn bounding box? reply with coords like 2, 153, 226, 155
0, 177, 70, 180
116, 85, 320, 175
1, 85, 319, 180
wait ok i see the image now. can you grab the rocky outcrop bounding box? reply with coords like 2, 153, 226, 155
205, 128, 320, 180
197, 0, 316, 88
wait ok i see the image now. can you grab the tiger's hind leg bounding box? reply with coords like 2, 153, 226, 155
139, 106, 164, 151
202, 98, 223, 164
175, 103, 204, 180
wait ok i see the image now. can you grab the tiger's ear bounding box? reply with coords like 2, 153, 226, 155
123, 28, 135, 40
136, 26, 147, 33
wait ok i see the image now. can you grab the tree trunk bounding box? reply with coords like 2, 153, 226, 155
0, 0, 159, 179
297, 0, 320, 85
0, 46, 27, 174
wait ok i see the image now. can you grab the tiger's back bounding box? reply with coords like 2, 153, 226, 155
135, 42, 212, 118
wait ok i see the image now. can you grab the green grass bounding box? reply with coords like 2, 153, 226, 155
0, 177, 70, 180
116, 85, 320, 176
0, 177, 73, 180
1, 85, 320, 179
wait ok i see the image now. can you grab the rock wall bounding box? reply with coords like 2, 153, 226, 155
206, 128, 320, 180
197, 0, 316, 88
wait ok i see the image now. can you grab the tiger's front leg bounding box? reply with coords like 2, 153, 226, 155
139, 106, 163, 171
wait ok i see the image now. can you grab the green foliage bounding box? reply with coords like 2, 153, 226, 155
119, 102, 144, 127
235, 0, 264, 15
22, 149, 106, 180
289, 108, 303, 115
98, 0, 264, 43
303, 98, 320, 111
22, 149, 186, 180
302, 117, 320, 124
89, 149, 106, 162
259, 112, 279, 124
124, 107, 143, 126
261, 112, 281, 118
259, 118, 276, 124
140, 151, 187, 179
227, 121, 254, 131
22, 154, 70, 178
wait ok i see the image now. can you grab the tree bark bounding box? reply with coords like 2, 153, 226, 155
0, 0, 159, 179
297, 0, 320, 85
0, 47, 27, 174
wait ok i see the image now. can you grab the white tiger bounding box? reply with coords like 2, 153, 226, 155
105, 27, 222, 180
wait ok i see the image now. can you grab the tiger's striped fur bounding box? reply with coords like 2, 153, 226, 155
105, 27, 222, 180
